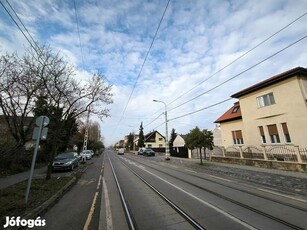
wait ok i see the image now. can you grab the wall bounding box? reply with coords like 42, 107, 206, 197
211, 156, 307, 172
220, 119, 244, 147
238, 76, 307, 148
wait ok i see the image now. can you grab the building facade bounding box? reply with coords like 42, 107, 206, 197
144, 130, 165, 149
215, 67, 307, 149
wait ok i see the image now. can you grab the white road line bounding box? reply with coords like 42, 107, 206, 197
140, 167, 257, 230
209, 175, 233, 182
102, 178, 113, 230
184, 169, 197, 173
257, 188, 307, 203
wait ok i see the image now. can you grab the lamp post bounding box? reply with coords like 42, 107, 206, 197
153, 100, 170, 160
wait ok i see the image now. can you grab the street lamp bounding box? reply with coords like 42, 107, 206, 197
153, 100, 170, 160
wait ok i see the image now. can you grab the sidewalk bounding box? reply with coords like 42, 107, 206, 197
167, 156, 307, 179
0, 166, 47, 190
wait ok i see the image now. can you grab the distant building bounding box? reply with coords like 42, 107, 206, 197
212, 125, 222, 146
144, 130, 165, 151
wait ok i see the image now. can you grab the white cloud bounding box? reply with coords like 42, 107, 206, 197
1, 0, 307, 146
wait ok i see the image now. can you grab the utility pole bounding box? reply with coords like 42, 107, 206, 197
83, 108, 90, 151
153, 100, 170, 160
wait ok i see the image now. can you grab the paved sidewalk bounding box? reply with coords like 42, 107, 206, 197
0, 166, 47, 190
152, 155, 307, 197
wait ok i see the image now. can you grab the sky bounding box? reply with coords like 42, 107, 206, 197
0, 0, 306, 146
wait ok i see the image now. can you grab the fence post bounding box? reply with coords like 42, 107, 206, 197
222, 146, 226, 157
294, 145, 303, 163
262, 146, 268, 160
239, 146, 244, 159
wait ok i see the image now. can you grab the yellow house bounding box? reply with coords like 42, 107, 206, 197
144, 130, 165, 149
215, 67, 307, 149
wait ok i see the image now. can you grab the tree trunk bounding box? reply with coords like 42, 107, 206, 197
45, 143, 58, 180
199, 147, 203, 165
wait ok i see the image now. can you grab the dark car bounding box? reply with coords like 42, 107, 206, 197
143, 148, 155, 157
52, 152, 79, 171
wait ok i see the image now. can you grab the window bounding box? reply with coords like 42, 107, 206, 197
147, 144, 152, 148
232, 130, 244, 144
257, 93, 275, 107
232, 106, 239, 113
159, 144, 163, 147
158, 138, 163, 141
267, 124, 280, 143
258, 126, 266, 144
281, 123, 291, 143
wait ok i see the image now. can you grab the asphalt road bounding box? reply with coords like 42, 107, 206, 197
103, 150, 307, 229
31, 150, 307, 230
39, 154, 104, 230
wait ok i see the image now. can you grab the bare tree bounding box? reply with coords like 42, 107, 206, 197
0, 46, 113, 176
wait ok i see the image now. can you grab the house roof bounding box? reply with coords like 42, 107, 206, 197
231, 67, 307, 98
144, 130, 165, 142
214, 102, 242, 123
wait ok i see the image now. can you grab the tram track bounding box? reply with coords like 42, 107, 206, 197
118, 154, 306, 230
107, 152, 205, 230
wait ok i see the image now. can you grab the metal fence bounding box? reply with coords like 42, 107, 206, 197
212, 145, 307, 163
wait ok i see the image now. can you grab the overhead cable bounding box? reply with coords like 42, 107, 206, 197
73, 0, 86, 69
118, 0, 171, 124
168, 34, 307, 112
166, 12, 307, 107
168, 98, 233, 121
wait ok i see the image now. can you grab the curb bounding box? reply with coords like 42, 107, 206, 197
22, 176, 76, 221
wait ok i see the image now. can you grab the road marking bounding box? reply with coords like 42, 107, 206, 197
83, 191, 99, 230
169, 164, 179, 169
139, 167, 257, 230
184, 169, 197, 173
209, 175, 233, 182
97, 175, 102, 190
257, 188, 307, 203
102, 178, 113, 230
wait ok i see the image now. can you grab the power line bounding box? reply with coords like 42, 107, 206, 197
5, 0, 41, 51
147, 12, 307, 121
165, 12, 307, 107
168, 34, 307, 112
118, 0, 171, 123
0, 1, 38, 53
148, 98, 233, 131
169, 98, 233, 121
144, 112, 164, 127
73, 0, 86, 69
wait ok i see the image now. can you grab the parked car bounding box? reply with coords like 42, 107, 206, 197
88, 150, 94, 156
138, 148, 146, 155
73, 152, 81, 160
117, 148, 124, 155
143, 148, 155, 157
52, 152, 79, 171
80, 150, 92, 160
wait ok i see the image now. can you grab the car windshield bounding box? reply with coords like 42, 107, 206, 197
55, 153, 74, 159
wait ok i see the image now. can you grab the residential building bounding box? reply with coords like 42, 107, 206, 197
172, 134, 189, 158
144, 130, 165, 149
214, 67, 307, 149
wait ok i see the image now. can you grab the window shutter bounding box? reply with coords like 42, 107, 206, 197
281, 123, 289, 134
259, 126, 264, 136
268, 124, 278, 135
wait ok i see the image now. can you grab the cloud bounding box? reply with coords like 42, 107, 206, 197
1, 0, 307, 146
